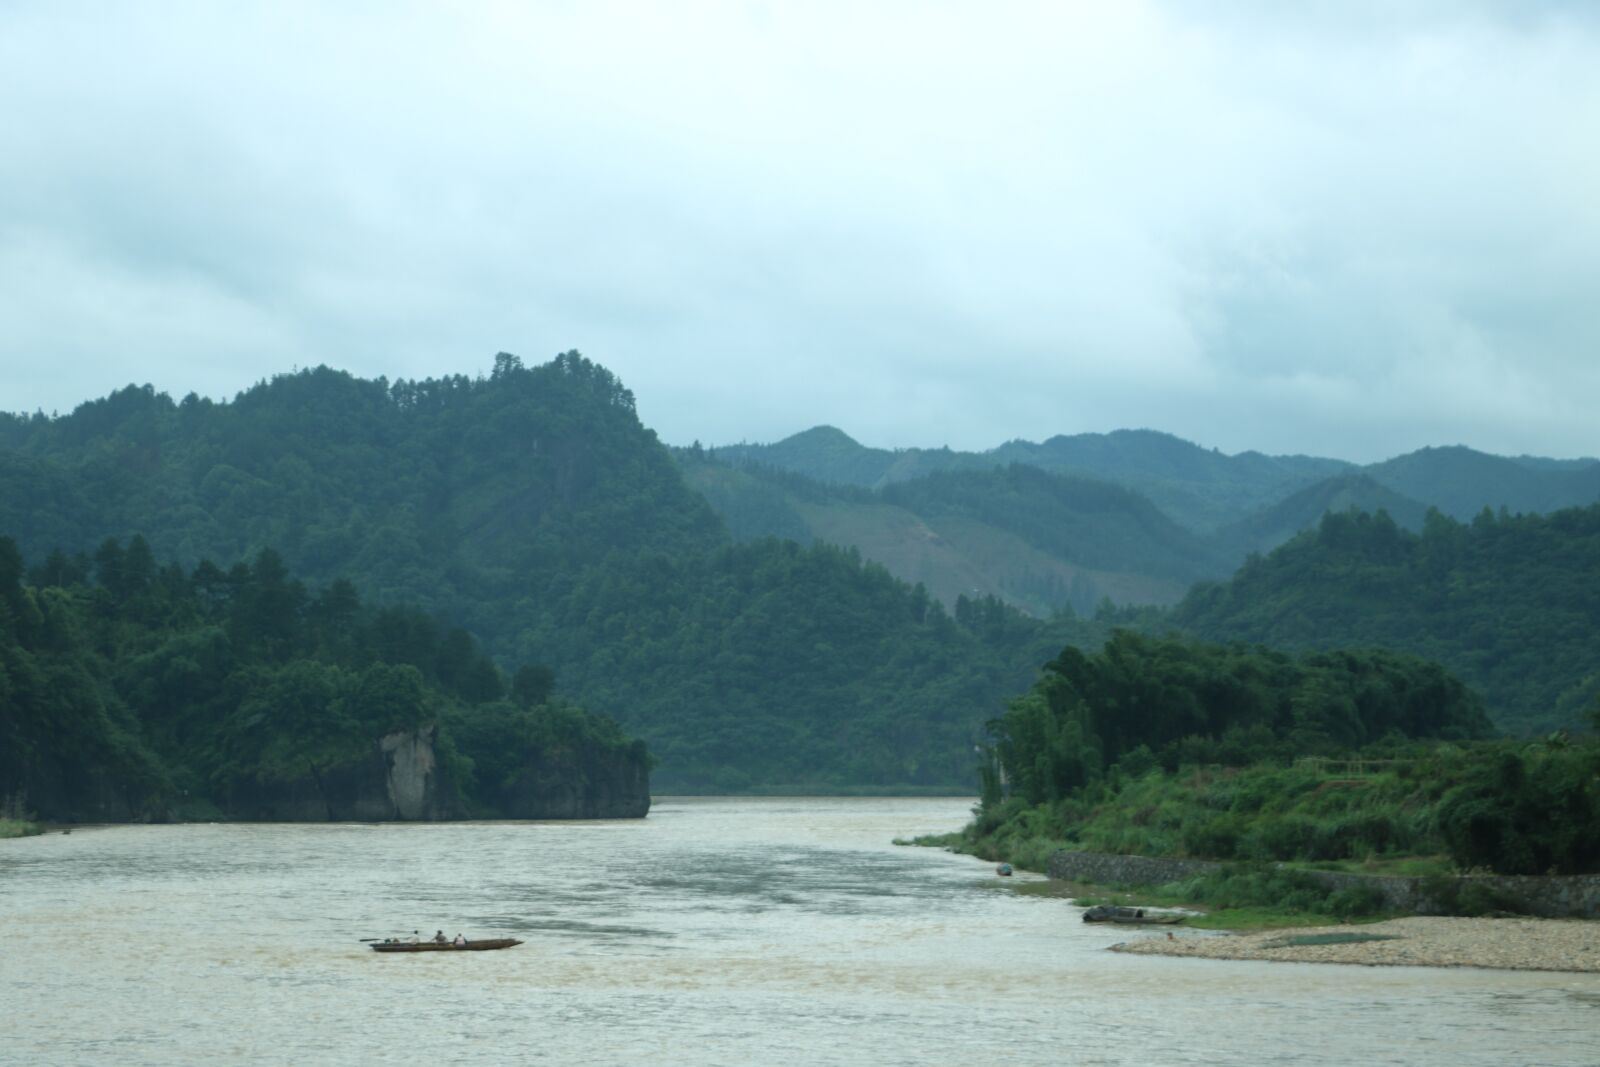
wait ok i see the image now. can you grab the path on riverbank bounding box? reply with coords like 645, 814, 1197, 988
1111, 916, 1600, 973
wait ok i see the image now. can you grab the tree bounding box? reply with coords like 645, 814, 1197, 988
511, 664, 555, 708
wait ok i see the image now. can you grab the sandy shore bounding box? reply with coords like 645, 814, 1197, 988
1110, 916, 1600, 973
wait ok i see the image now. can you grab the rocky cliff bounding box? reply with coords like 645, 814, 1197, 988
495, 737, 652, 819
225, 726, 462, 821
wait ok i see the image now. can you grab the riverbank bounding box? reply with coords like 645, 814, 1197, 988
0, 818, 43, 838
1111, 915, 1600, 973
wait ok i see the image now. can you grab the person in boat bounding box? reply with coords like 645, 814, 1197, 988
453, 933, 467, 947
407, 930, 420, 944
433, 930, 448, 943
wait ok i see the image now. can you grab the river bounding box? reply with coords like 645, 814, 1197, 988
2, 797, 1596, 1066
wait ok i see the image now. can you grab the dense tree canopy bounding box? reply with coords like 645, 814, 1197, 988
0, 535, 644, 821
0, 357, 1099, 790
1175, 505, 1600, 733
986, 630, 1492, 809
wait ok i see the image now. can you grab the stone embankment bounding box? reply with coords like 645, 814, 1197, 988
1111, 916, 1600, 973
1047, 850, 1600, 919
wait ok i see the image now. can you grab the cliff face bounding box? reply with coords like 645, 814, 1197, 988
27, 725, 653, 823
10, 763, 155, 824
496, 738, 652, 819
225, 727, 462, 821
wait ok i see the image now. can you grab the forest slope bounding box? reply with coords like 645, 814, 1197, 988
0, 355, 1092, 790
1174, 506, 1600, 734
676, 454, 1222, 615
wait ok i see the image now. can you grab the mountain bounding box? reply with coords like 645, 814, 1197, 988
988, 431, 1352, 532
676, 454, 1225, 615
1173, 505, 1600, 734
1509, 454, 1600, 472
0, 354, 1092, 791
1215, 473, 1432, 559
1364, 446, 1600, 521
713, 427, 1353, 532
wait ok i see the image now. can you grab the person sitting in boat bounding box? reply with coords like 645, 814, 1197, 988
433, 930, 448, 943
453, 933, 467, 947
407, 930, 420, 944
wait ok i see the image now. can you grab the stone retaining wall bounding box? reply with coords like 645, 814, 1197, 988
1046, 850, 1600, 919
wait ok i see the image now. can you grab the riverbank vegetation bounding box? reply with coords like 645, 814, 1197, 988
0, 810, 42, 838
1176, 505, 1600, 735
937, 631, 1600, 920
0, 534, 648, 822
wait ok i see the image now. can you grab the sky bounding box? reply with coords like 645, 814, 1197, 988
2, 1, 1598, 463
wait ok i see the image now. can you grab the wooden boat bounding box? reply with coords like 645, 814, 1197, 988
1081, 905, 1183, 925
370, 938, 523, 952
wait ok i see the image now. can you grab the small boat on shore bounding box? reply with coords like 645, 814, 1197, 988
370, 938, 523, 952
1081, 905, 1183, 925
996, 863, 1013, 877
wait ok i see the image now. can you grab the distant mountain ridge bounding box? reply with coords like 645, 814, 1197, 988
1364, 446, 1600, 522
1215, 473, 1432, 559
676, 453, 1228, 616
712, 427, 1353, 532
698, 426, 1599, 620
711, 426, 1600, 535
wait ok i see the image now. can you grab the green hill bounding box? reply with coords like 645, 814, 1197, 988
990, 431, 1351, 532
0, 355, 1096, 791
676, 454, 1221, 616
712, 426, 1352, 532
1174, 505, 1600, 734
1365, 446, 1600, 520
1215, 473, 1431, 559
0, 536, 648, 822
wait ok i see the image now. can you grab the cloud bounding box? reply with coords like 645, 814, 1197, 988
1, 1, 1597, 462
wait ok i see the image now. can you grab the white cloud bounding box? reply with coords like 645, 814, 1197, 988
1, 1, 1597, 462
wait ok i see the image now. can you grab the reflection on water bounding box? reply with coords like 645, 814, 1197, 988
2, 797, 1597, 1066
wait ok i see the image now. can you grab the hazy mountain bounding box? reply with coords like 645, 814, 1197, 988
1364, 446, 1600, 521
676, 454, 1226, 615
1215, 473, 1432, 559
989, 430, 1352, 531
713, 426, 1353, 532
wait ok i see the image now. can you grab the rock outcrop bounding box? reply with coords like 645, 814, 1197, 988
225, 726, 461, 821
496, 737, 652, 819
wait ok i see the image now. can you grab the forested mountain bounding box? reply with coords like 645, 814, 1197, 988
11, 355, 1596, 796
704, 429, 1599, 621
0, 536, 647, 822
1214, 473, 1431, 559
1364, 446, 1600, 521
676, 452, 1225, 616
1174, 506, 1600, 734
712, 427, 1352, 531
0, 355, 1093, 791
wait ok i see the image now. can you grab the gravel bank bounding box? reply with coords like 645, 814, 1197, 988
1110, 916, 1600, 973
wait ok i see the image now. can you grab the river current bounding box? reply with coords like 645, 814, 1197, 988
2, 797, 1596, 1066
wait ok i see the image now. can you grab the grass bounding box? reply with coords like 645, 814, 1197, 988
1295, 855, 1455, 878
0, 818, 44, 839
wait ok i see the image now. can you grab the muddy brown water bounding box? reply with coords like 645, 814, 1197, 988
2, 797, 1597, 1065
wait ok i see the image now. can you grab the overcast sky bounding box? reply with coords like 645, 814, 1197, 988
3, 2, 1597, 462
